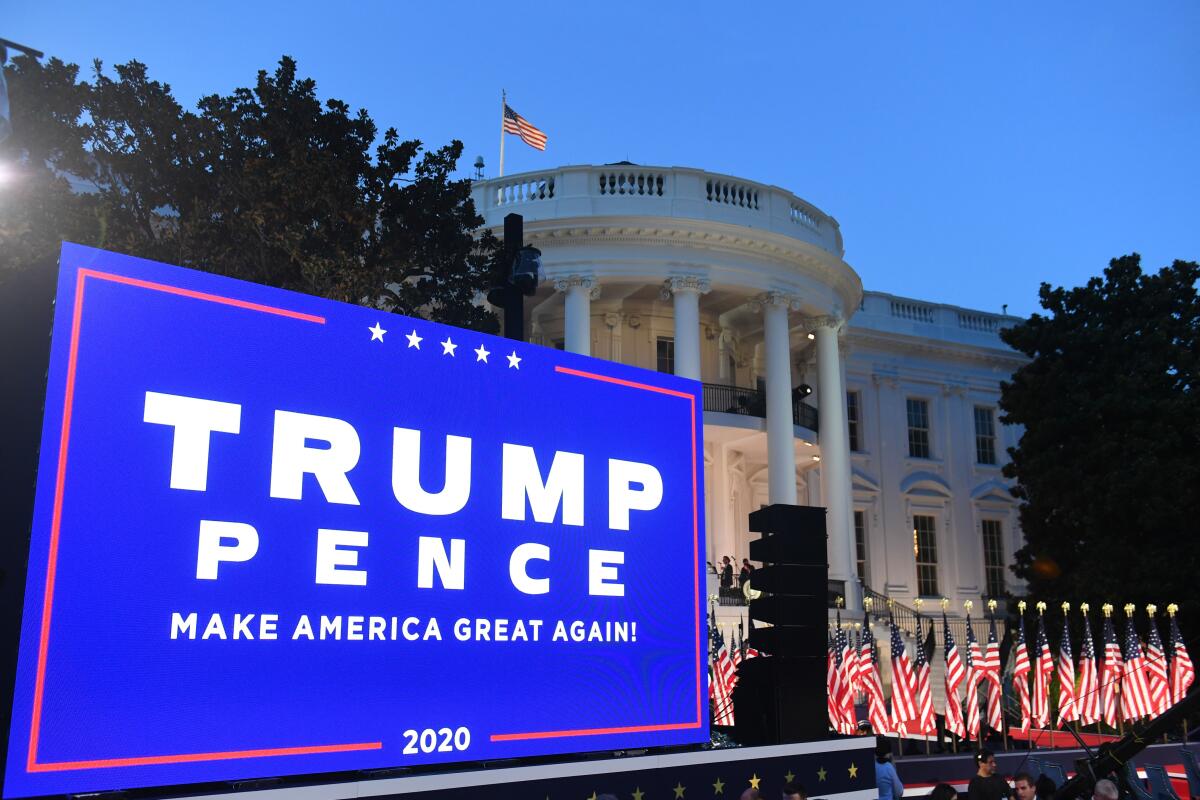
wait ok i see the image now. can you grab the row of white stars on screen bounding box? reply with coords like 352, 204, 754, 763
368, 322, 521, 369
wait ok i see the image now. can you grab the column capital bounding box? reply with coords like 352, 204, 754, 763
553, 274, 600, 299
751, 291, 802, 313
802, 314, 846, 333
660, 275, 712, 300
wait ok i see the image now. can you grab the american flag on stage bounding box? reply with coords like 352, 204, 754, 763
1171, 612, 1194, 704
833, 617, 856, 732
913, 616, 936, 736
861, 615, 891, 734
503, 104, 548, 151
1058, 613, 1078, 725
1077, 610, 1100, 725
1100, 612, 1124, 728
1013, 614, 1034, 731
943, 613, 967, 739
840, 617, 860, 702
1033, 616, 1055, 728
963, 615, 982, 741
983, 614, 1005, 734
827, 629, 847, 732
889, 615, 918, 730
1144, 613, 1171, 717
710, 610, 735, 726
1120, 615, 1153, 721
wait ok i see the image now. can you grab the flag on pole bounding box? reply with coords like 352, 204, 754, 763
709, 609, 735, 726
839, 616, 859, 705
963, 615, 982, 741
1120, 615, 1153, 722
1100, 612, 1124, 728
983, 614, 1005, 735
1013, 613, 1034, 732
828, 629, 847, 732
913, 616, 936, 736
861, 614, 891, 734
943, 613, 967, 739
833, 616, 856, 733
1057, 613, 1078, 725
1033, 616, 1055, 728
503, 104, 548, 151
1077, 609, 1100, 725
889, 615, 918, 731
1144, 612, 1171, 717
1170, 611, 1194, 705
846, 628, 863, 699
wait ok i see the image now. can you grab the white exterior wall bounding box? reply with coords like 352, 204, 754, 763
471, 166, 1025, 616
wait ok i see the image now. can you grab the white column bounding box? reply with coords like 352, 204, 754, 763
554, 275, 598, 356
662, 276, 710, 380
757, 292, 799, 506
814, 316, 859, 610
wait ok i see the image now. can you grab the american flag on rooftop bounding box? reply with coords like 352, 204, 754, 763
503, 104, 548, 151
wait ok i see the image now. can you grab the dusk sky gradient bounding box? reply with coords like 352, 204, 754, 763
8, 1, 1199, 317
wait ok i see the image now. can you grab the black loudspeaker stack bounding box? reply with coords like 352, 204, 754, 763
731, 504, 830, 745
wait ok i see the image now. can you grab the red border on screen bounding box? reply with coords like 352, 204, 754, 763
24, 268, 387, 773
486, 366, 705, 743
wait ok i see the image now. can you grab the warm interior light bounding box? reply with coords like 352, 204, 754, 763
913, 528, 919, 557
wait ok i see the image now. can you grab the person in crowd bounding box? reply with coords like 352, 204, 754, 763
930, 784, 958, 800
739, 789, 760, 800
739, 558, 754, 587
1012, 773, 1035, 800
782, 782, 806, 800
1033, 776, 1055, 800
1092, 780, 1118, 800
967, 749, 1010, 800
875, 739, 904, 800
720, 556, 734, 589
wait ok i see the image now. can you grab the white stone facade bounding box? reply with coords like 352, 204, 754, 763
471, 165, 1024, 616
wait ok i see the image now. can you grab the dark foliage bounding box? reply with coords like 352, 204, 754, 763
1000, 255, 1200, 633
1, 55, 498, 332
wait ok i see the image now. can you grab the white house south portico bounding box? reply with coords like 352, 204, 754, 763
471, 164, 866, 609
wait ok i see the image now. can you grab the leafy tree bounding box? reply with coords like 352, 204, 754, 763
0, 55, 498, 332
1001, 255, 1200, 629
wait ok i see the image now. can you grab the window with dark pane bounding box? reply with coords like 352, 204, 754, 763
974, 406, 997, 465
913, 514, 939, 597
981, 519, 1006, 598
907, 397, 930, 458
656, 337, 675, 374
847, 391, 862, 452
854, 510, 868, 584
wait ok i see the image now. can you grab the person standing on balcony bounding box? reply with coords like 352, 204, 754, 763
739, 558, 754, 588
720, 557, 734, 589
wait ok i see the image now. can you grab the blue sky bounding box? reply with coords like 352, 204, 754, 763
7, 1, 1199, 316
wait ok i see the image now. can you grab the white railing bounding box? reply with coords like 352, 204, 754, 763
705, 178, 759, 209
493, 175, 556, 207
957, 312, 1000, 332
890, 300, 936, 324
598, 170, 665, 197
471, 165, 844, 257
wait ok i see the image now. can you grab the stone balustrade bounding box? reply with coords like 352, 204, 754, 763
472, 165, 844, 258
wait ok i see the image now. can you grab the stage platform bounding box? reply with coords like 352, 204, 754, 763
187, 738, 876, 800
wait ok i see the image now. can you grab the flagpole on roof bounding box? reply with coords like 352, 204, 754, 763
498, 89, 506, 178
